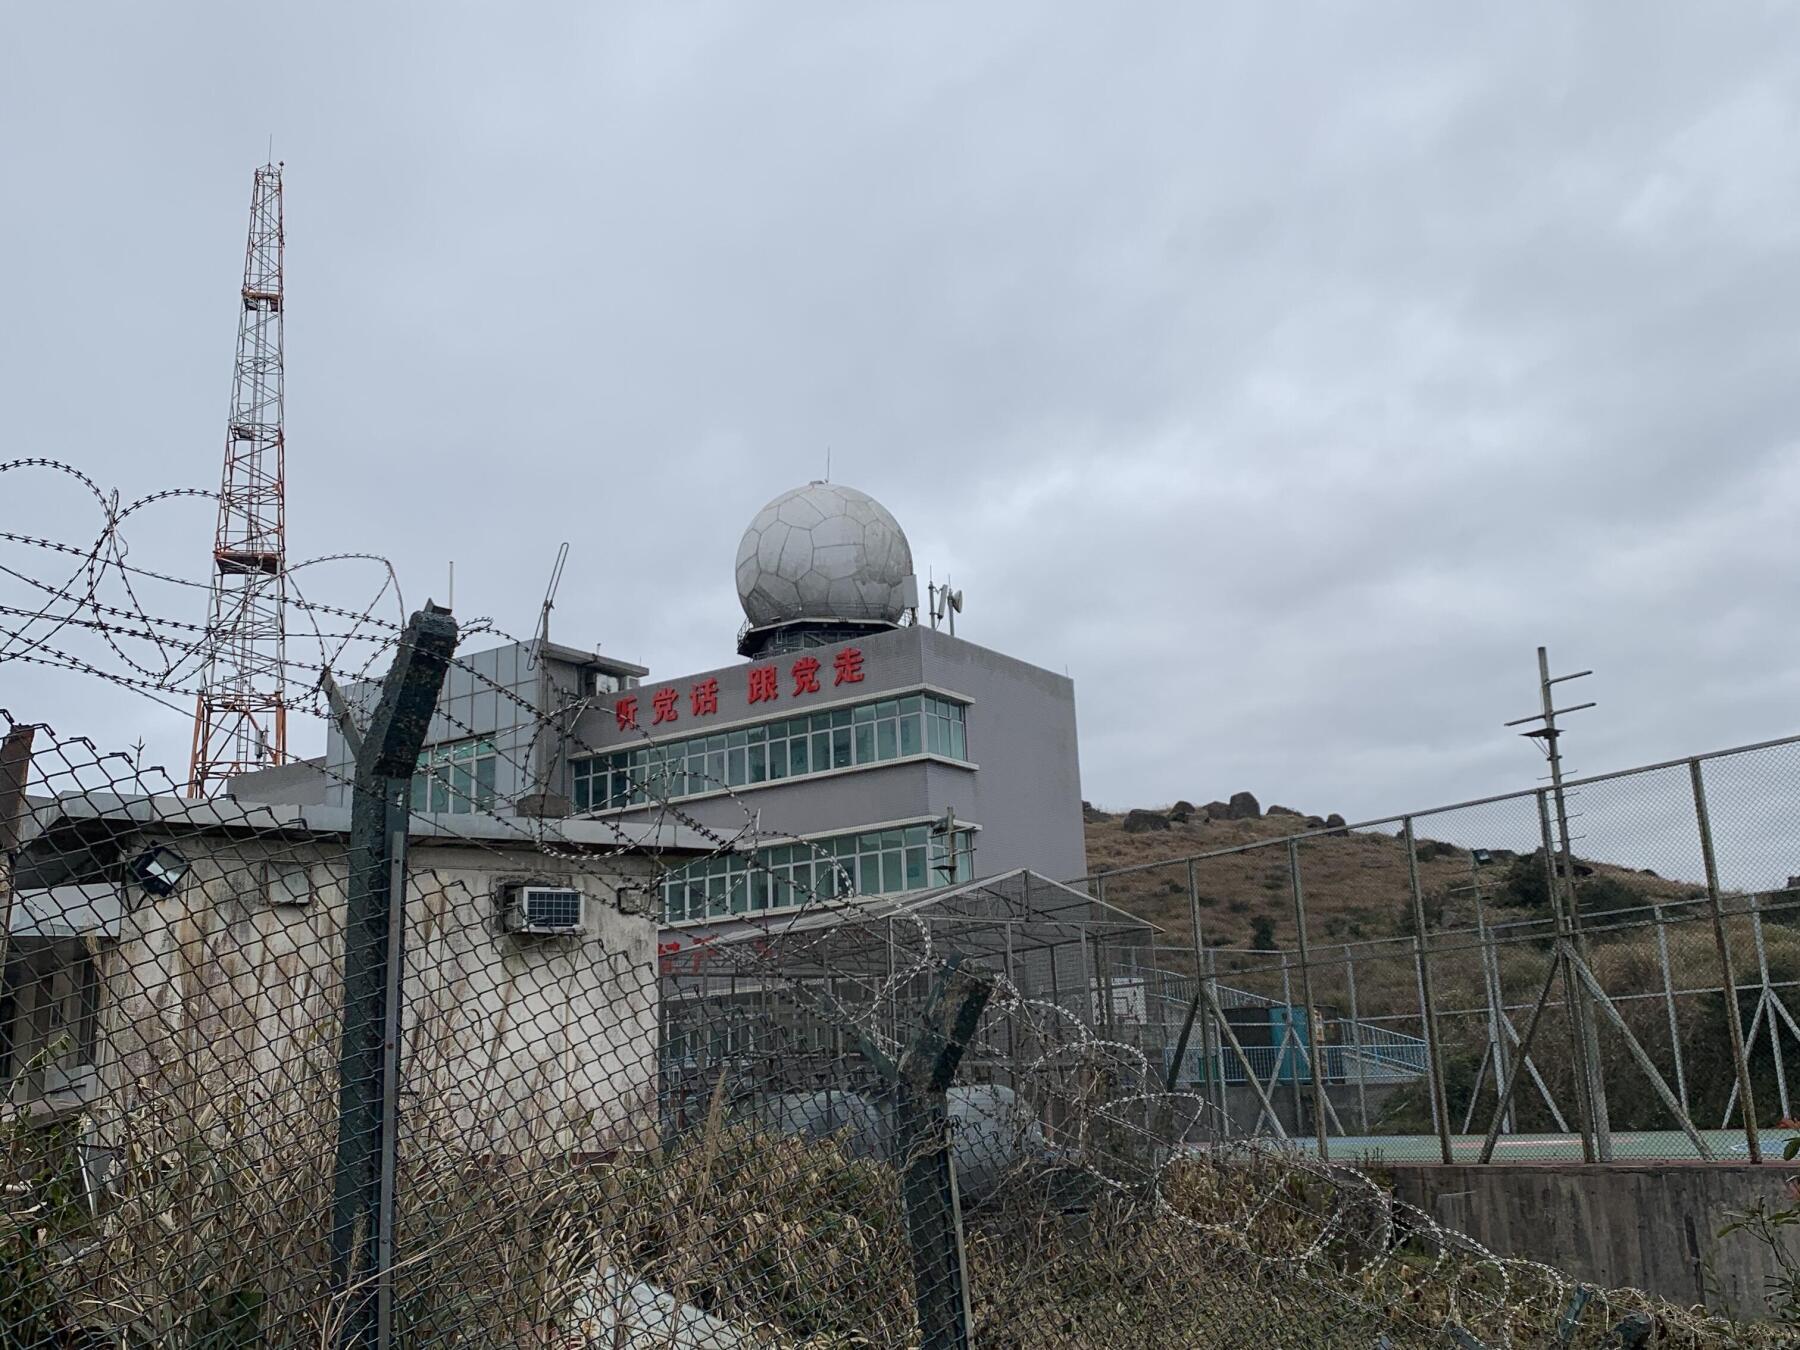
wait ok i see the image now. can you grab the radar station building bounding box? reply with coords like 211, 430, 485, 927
251, 482, 1086, 929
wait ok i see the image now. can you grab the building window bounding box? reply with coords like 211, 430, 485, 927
660, 822, 975, 923
573, 694, 967, 811
412, 738, 498, 814
0, 939, 100, 1095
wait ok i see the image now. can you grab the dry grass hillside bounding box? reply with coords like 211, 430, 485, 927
1082, 798, 1702, 955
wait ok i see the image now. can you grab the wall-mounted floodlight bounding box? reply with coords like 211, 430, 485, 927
130, 844, 190, 897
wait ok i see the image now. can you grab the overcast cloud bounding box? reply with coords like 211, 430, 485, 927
4, 3, 1800, 828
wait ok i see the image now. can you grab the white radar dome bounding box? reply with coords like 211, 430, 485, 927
735, 482, 915, 629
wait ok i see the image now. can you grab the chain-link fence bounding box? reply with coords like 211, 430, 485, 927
5, 647, 1777, 1346
1088, 735, 1800, 1175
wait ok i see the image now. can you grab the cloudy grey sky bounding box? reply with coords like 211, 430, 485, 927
4, 3, 1800, 826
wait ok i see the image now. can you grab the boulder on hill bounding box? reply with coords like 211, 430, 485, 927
1304, 815, 1325, 828
1267, 804, 1301, 818
1171, 800, 1196, 816
1202, 800, 1232, 821
1225, 791, 1261, 820
1168, 805, 1195, 824
1082, 800, 1113, 824
1325, 813, 1346, 829
1122, 808, 1171, 834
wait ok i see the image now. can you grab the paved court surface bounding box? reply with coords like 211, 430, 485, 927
1282, 1128, 1796, 1163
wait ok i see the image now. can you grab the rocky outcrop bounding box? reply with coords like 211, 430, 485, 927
1122, 808, 1171, 834
1225, 791, 1261, 820
1082, 800, 1113, 824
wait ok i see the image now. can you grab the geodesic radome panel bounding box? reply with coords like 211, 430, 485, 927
734, 482, 914, 628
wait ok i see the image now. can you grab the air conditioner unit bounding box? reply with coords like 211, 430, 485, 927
505, 885, 587, 936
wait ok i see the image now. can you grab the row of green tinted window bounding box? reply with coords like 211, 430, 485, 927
662, 823, 975, 923
572, 694, 967, 811
411, 738, 498, 814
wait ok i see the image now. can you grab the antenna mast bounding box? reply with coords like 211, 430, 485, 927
189, 162, 289, 796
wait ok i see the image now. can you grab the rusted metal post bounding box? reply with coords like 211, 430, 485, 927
1288, 840, 1330, 1160
1405, 819, 1454, 1165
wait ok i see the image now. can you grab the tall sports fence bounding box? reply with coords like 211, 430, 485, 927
4, 671, 1778, 1346
1083, 734, 1800, 1167
2, 430, 1793, 1342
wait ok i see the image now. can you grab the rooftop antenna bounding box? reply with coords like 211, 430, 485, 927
1503, 645, 1595, 850
447, 560, 454, 612
527, 541, 570, 670
825, 446, 831, 482
929, 575, 964, 637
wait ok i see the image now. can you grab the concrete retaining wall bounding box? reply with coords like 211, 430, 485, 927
1383, 1163, 1800, 1321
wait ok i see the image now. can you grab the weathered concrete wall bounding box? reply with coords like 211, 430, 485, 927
1383, 1162, 1800, 1321
99, 832, 662, 1156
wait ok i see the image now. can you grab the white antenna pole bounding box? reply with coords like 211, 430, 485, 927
447, 560, 454, 611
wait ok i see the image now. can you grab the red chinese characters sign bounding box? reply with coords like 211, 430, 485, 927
611, 647, 868, 734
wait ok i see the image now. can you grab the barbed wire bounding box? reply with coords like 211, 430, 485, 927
0, 465, 1779, 1345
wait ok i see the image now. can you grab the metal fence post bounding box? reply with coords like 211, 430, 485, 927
1343, 943, 1369, 1135
1288, 840, 1329, 1160
1690, 755, 1762, 1160
1404, 819, 1453, 1165
1651, 904, 1689, 1118
1537, 790, 1600, 1163
1204, 947, 1227, 1132
1280, 958, 1305, 1136
329, 604, 458, 1349
1187, 859, 1215, 1129
1474, 891, 1513, 1135
1752, 892, 1790, 1122
885, 957, 993, 1350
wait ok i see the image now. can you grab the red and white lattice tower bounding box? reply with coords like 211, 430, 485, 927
188, 163, 288, 796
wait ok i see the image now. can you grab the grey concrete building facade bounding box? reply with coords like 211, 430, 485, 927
272, 481, 1087, 929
